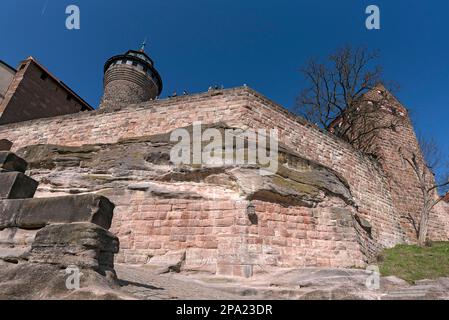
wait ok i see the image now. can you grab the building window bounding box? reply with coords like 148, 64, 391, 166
66, 94, 72, 101
40, 73, 48, 80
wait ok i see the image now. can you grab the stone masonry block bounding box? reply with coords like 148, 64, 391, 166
0, 151, 28, 173
0, 172, 38, 200
0, 140, 13, 151
0, 194, 115, 230
29, 222, 119, 271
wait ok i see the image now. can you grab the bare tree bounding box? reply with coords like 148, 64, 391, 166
400, 137, 449, 246
296, 45, 401, 151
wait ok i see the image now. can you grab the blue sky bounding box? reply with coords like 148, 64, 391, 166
0, 0, 448, 173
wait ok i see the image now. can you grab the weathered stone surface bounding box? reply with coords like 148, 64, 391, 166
115, 265, 449, 300
0, 194, 115, 230
11, 126, 367, 272
3, 86, 448, 246
2, 261, 447, 300
146, 250, 186, 273
230, 165, 353, 208
29, 222, 119, 272
0, 151, 28, 173
0, 139, 13, 151
0, 261, 130, 300
355, 213, 373, 234
0, 228, 38, 262
206, 267, 449, 300
0, 172, 38, 199
15, 125, 353, 207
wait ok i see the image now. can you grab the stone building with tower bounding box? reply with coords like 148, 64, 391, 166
0, 46, 447, 277
100, 46, 163, 109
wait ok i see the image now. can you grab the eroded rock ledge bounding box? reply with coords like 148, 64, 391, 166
17, 123, 354, 207
14, 124, 376, 275
0, 142, 125, 300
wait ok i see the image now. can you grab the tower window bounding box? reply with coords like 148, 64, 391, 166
40, 73, 48, 80
132, 61, 138, 67
66, 94, 72, 101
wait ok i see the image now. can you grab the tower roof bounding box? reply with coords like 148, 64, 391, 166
103, 48, 163, 95
124, 49, 154, 65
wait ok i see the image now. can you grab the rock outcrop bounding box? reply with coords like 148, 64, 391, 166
0, 141, 123, 299
15, 125, 374, 276
0, 139, 13, 152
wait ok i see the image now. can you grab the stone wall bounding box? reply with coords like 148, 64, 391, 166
0, 88, 248, 147
237, 89, 406, 247
9, 126, 369, 275
102, 186, 365, 277
0, 86, 447, 274
101, 64, 160, 109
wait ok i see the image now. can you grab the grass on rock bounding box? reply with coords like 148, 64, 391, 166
378, 241, 449, 283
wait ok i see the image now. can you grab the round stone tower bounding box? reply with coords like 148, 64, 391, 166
100, 45, 163, 109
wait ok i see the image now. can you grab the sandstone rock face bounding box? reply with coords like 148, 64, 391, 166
0, 227, 37, 262
217, 268, 449, 300
0, 139, 13, 151
0, 147, 122, 299
29, 222, 119, 272
16, 124, 374, 276
114, 264, 449, 300
0, 262, 128, 300
1, 87, 418, 249
0, 151, 28, 173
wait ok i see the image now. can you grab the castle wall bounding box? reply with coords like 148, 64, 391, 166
0, 88, 249, 147
333, 87, 449, 243
1, 87, 445, 269
361, 108, 447, 241
101, 64, 160, 109
100, 186, 365, 276
238, 89, 406, 247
